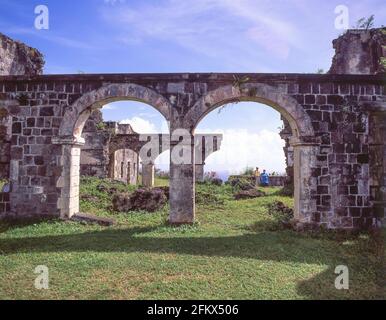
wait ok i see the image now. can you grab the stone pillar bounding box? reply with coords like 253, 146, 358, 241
195, 163, 205, 182
141, 162, 155, 187
169, 131, 195, 224
280, 117, 294, 195
53, 137, 84, 219
369, 111, 386, 226
108, 151, 115, 179
291, 139, 318, 225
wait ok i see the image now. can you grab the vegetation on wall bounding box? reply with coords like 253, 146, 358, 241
355, 15, 375, 30
0, 179, 8, 191
96, 122, 106, 130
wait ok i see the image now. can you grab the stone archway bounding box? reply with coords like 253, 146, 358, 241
178, 83, 318, 225
186, 83, 314, 138
59, 83, 171, 140
54, 83, 172, 218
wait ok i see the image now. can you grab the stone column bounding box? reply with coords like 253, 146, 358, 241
195, 163, 205, 182
108, 151, 115, 179
369, 111, 386, 225
291, 139, 318, 225
53, 137, 84, 219
169, 130, 195, 224
141, 162, 155, 187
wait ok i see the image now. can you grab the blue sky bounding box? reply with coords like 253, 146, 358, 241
1, 0, 385, 174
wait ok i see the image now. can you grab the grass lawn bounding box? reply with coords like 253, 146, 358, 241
0, 177, 384, 300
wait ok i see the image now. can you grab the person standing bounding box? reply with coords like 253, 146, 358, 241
254, 167, 261, 186
260, 169, 270, 187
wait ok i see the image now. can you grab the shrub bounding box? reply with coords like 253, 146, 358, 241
195, 190, 224, 206
210, 178, 223, 186
227, 176, 255, 191
195, 182, 233, 206
278, 184, 294, 197
203, 172, 223, 186
267, 201, 294, 226
96, 122, 106, 130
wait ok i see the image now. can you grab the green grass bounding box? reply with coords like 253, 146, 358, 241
0, 177, 384, 300
154, 176, 169, 187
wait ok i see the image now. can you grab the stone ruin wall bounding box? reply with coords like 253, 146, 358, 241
108, 122, 139, 185
0, 33, 44, 76
368, 104, 386, 222
0, 33, 44, 214
325, 28, 385, 227
80, 110, 110, 177
0, 30, 384, 228
0, 100, 12, 181
0, 73, 383, 227
280, 28, 386, 195
80, 109, 139, 184
329, 28, 386, 75
0, 33, 44, 183
279, 117, 294, 193
111, 149, 139, 184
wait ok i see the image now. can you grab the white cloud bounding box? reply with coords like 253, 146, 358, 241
197, 128, 286, 174
103, 103, 116, 110
119, 116, 169, 134
154, 127, 286, 174
120, 116, 158, 133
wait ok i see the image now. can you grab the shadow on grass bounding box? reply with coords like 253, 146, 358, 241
0, 224, 383, 299
0, 226, 376, 263
296, 263, 385, 300
0, 217, 59, 233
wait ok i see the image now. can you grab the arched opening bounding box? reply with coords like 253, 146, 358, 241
195, 102, 287, 182
181, 84, 318, 225
54, 83, 171, 219
102, 100, 169, 187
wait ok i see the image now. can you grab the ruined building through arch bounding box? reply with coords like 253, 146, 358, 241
79, 109, 141, 185
79, 106, 223, 188
0, 29, 385, 229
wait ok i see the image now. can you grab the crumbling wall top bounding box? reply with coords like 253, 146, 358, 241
329, 28, 386, 75
0, 33, 45, 76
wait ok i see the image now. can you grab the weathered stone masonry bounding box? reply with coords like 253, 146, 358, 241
0, 73, 384, 229
0, 28, 385, 229
329, 28, 386, 75
0, 32, 44, 76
